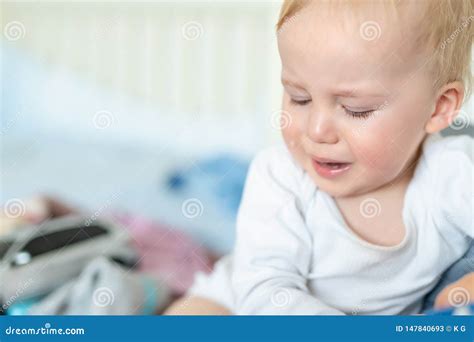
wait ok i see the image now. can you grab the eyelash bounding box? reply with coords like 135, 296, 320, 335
290, 99, 375, 119
290, 98, 311, 106
343, 108, 375, 119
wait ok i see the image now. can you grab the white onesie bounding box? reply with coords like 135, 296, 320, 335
189, 133, 473, 315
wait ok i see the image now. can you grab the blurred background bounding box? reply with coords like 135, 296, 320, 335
0, 0, 472, 315
1, 0, 473, 254
1, 0, 285, 255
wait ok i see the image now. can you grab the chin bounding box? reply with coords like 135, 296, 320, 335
323, 185, 354, 198
309, 170, 376, 198
307, 173, 348, 197
304, 162, 356, 198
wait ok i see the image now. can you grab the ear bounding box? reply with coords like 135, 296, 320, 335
424, 81, 465, 134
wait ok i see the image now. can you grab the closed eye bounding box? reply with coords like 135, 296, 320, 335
343, 107, 375, 119
290, 98, 311, 106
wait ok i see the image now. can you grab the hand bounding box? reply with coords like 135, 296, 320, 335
434, 272, 474, 310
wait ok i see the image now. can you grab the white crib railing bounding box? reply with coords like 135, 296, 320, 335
1, 1, 284, 154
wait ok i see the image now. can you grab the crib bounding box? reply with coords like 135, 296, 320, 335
1, 0, 285, 155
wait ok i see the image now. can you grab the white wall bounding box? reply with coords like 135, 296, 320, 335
1, 0, 284, 157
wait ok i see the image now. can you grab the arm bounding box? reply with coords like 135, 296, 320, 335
164, 296, 231, 315
231, 148, 344, 315
435, 272, 474, 309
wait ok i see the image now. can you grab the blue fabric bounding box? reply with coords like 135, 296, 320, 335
167, 154, 250, 216
141, 277, 159, 315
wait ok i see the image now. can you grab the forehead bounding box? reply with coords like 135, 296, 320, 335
277, 1, 428, 89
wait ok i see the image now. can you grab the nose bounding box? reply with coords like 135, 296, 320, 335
306, 109, 339, 144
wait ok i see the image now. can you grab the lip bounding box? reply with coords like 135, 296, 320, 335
312, 155, 350, 164
311, 157, 352, 179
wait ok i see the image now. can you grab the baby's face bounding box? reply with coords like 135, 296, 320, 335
278, 2, 436, 198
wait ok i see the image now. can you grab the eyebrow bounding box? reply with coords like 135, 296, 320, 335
281, 78, 307, 91
281, 78, 388, 98
332, 88, 388, 98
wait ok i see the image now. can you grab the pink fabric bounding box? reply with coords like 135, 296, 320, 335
2, 196, 214, 296
114, 213, 214, 295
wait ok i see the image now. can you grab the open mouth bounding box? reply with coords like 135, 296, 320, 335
311, 158, 352, 178
315, 161, 351, 170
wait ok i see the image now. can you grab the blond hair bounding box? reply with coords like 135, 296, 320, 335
276, 0, 474, 102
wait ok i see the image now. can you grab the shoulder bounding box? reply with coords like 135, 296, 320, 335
422, 133, 472, 166
238, 143, 316, 218
248, 143, 306, 195
418, 133, 473, 238
419, 133, 473, 190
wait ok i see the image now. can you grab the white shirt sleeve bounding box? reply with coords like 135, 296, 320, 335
231, 146, 344, 315
428, 134, 474, 240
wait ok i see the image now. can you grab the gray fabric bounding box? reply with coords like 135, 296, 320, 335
29, 257, 170, 315
440, 125, 474, 138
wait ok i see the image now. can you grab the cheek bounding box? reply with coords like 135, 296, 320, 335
346, 108, 424, 178
350, 139, 407, 186
282, 118, 302, 154
281, 107, 307, 161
